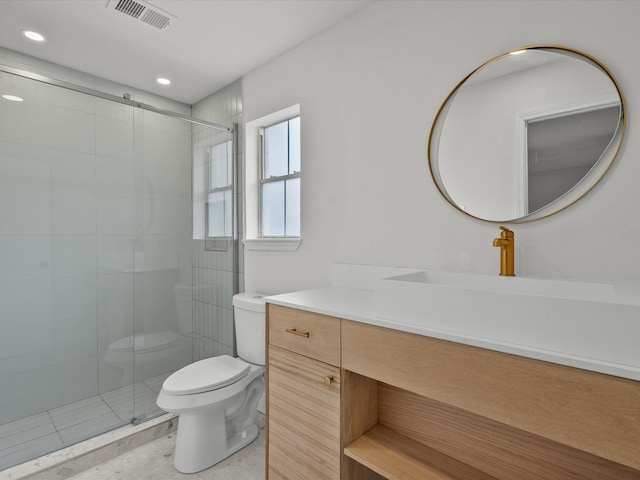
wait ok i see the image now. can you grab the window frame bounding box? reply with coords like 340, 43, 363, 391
204, 138, 233, 251
258, 115, 301, 238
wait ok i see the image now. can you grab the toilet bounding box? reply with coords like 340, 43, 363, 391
156, 292, 266, 474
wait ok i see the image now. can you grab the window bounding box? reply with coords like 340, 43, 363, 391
260, 116, 300, 237
243, 105, 301, 251
205, 139, 233, 250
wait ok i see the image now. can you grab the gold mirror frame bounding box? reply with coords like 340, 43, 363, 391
428, 45, 626, 223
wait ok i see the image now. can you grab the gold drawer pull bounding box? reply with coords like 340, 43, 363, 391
285, 328, 310, 338
323, 376, 334, 386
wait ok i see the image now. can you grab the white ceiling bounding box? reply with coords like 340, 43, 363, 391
0, 0, 370, 104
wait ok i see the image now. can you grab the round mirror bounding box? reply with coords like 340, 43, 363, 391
428, 46, 626, 223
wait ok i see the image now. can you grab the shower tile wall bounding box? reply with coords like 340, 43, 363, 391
191, 80, 244, 360
0, 77, 103, 425
0, 47, 195, 468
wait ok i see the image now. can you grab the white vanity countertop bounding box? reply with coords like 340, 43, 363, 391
265, 286, 376, 323
265, 284, 640, 382
265, 285, 528, 344
266, 285, 481, 340
265, 285, 541, 350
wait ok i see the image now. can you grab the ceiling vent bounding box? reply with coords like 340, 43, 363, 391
106, 0, 177, 30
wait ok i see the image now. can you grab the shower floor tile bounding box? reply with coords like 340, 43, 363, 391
49, 396, 115, 431
143, 372, 171, 393
0, 432, 63, 472
56, 411, 123, 445
0, 412, 55, 443
100, 381, 160, 422
0, 413, 64, 471
0, 378, 167, 471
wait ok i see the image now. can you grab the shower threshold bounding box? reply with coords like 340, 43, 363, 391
1, 411, 176, 480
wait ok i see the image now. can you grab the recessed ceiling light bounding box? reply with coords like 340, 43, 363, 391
24, 30, 45, 42
2, 94, 24, 102
156, 77, 171, 85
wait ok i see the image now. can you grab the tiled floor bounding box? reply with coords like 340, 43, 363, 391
0, 374, 170, 471
68, 414, 266, 480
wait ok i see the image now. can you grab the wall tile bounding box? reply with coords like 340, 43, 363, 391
96, 156, 135, 197
0, 187, 52, 235
52, 275, 97, 322
52, 192, 97, 235
95, 115, 134, 160
96, 195, 136, 235
0, 277, 53, 331
0, 102, 96, 154
0, 235, 52, 282
52, 236, 97, 277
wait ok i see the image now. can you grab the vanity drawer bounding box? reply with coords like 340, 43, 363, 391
267, 304, 340, 366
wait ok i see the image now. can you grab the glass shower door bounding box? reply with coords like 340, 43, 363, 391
128, 105, 194, 423
0, 63, 219, 468
0, 72, 135, 468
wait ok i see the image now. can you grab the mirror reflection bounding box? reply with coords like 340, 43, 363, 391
429, 46, 625, 223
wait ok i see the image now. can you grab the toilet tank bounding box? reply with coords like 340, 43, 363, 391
232, 293, 266, 365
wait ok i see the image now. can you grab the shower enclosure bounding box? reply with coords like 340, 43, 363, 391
0, 63, 239, 470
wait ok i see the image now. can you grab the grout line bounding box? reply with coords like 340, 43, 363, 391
46, 409, 62, 439
100, 389, 122, 421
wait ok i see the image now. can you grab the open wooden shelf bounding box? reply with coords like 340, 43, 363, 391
344, 425, 497, 480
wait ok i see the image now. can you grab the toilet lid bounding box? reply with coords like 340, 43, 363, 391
162, 355, 251, 395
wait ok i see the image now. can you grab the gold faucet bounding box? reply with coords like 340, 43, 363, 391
492, 226, 515, 276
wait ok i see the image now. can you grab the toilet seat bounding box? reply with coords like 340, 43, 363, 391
162, 355, 251, 395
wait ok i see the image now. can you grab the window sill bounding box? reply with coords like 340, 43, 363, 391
242, 238, 302, 252
204, 237, 230, 252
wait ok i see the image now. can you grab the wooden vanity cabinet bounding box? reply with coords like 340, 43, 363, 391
266, 304, 341, 480
266, 304, 640, 480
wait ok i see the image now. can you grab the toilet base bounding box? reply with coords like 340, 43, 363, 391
173, 411, 259, 474
156, 360, 265, 474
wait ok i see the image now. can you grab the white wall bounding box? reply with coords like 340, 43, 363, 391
242, 0, 640, 294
